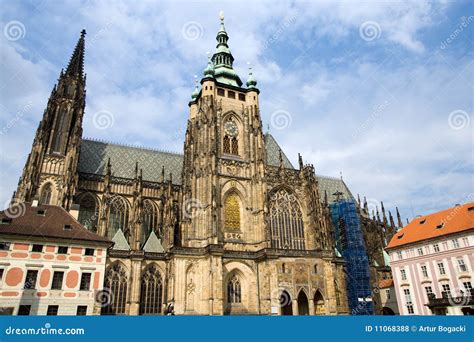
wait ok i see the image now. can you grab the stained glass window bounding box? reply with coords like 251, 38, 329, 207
77, 193, 98, 231
107, 196, 129, 240
227, 275, 241, 303
140, 266, 163, 315
224, 193, 240, 230
102, 264, 128, 315
40, 183, 53, 205
141, 200, 159, 245
223, 135, 231, 154
269, 189, 305, 250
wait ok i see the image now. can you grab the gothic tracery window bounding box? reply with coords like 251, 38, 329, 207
224, 193, 240, 231
141, 200, 159, 245
40, 183, 53, 205
269, 188, 305, 250
231, 138, 238, 155
102, 263, 128, 315
139, 266, 163, 315
227, 274, 241, 304
77, 193, 98, 231
107, 196, 129, 240
223, 135, 231, 154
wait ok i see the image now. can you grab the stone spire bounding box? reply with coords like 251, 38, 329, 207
66, 29, 86, 79
396, 207, 403, 228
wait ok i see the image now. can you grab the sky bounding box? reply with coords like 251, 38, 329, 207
0, 0, 473, 222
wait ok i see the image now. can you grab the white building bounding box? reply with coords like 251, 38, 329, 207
0, 202, 111, 315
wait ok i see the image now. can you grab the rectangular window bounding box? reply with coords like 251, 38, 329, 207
76, 306, 87, 316
238, 93, 246, 101
403, 288, 413, 314
47, 305, 59, 316
463, 282, 472, 293
385, 289, 390, 299
442, 242, 448, 250
79, 273, 91, 291
57, 246, 68, 254
452, 239, 460, 248
397, 251, 402, 260
441, 284, 451, 298
217, 88, 225, 96
0, 242, 10, 251
24, 270, 38, 289
407, 305, 414, 314
417, 247, 423, 256
433, 244, 440, 252
400, 269, 407, 280
457, 259, 467, 272
31, 244, 43, 252
84, 248, 94, 256
421, 265, 428, 278
462, 237, 469, 247
437, 262, 446, 275
227, 91, 235, 99
0, 269, 4, 282
17, 305, 31, 316
51, 271, 64, 290
425, 286, 433, 299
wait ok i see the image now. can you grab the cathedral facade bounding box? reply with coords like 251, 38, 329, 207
13, 17, 397, 315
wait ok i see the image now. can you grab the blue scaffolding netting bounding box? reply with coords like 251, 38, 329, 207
330, 199, 374, 315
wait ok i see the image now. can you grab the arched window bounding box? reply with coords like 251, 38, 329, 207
141, 200, 159, 245
224, 193, 240, 231
107, 196, 129, 240
334, 281, 341, 307
102, 264, 128, 315
77, 193, 98, 231
268, 188, 305, 250
223, 135, 230, 154
140, 266, 163, 315
52, 110, 69, 153
227, 274, 241, 303
40, 183, 53, 205
231, 138, 238, 155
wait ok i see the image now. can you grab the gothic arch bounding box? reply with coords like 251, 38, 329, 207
185, 263, 197, 312
107, 196, 130, 240
221, 112, 243, 156
141, 199, 159, 245
39, 182, 55, 205
224, 192, 241, 231
297, 289, 310, 315
223, 261, 257, 315
139, 264, 163, 315
267, 187, 305, 250
314, 289, 326, 315
76, 192, 99, 231
102, 262, 128, 315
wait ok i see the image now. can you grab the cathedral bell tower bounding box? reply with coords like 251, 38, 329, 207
14, 30, 86, 209
181, 14, 267, 249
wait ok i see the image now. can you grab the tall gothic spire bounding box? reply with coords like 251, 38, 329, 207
65, 29, 86, 78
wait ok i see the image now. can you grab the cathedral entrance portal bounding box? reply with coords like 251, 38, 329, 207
280, 291, 293, 315
297, 291, 309, 315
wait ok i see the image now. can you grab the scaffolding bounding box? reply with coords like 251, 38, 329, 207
330, 199, 374, 315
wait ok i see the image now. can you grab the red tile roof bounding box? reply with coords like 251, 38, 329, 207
0, 203, 111, 245
387, 202, 474, 249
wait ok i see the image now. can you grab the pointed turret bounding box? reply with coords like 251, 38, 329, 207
381, 201, 387, 225
396, 207, 403, 228
66, 29, 86, 79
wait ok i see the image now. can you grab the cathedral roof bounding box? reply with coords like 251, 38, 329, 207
78, 135, 354, 203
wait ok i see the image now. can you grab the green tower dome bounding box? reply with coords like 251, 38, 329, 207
246, 66, 257, 89
191, 79, 200, 100
203, 56, 215, 78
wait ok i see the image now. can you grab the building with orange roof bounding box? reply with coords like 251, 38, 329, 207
386, 202, 474, 315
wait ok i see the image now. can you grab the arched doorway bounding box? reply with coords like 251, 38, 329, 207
280, 291, 293, 315
297, 291, 309, 315
314, 290, 325, 315
382, 307, 395, 315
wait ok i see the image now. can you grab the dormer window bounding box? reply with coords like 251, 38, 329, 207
436, 222, 445, 229
419, 219, 426, 224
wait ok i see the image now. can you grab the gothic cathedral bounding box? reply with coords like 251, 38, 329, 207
13, 16, 397, 315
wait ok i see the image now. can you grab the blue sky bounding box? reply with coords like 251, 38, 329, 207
0, 0, 473, 222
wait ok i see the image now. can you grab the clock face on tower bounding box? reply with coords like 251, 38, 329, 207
224, 121, 238, 137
